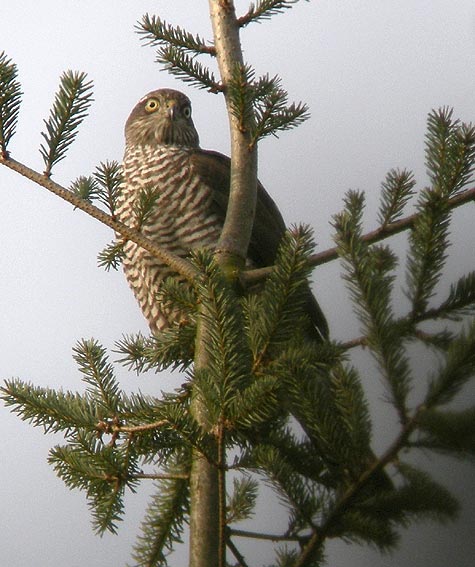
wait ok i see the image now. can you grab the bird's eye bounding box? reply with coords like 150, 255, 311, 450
182, 105, 192, 119
145, 98, 159, 113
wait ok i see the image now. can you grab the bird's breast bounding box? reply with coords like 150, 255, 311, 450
118, 144, 222, 255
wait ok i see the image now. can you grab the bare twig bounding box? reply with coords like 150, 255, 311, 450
98, 419, 169, 434
226, 535, 250, 567
230, 528, 306, 543
134, 472, 189, 480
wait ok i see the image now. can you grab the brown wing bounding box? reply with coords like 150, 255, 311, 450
190, 149, 285, 267
190, 148, 328, 340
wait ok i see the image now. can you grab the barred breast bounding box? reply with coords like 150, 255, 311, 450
116, 144, 222, 333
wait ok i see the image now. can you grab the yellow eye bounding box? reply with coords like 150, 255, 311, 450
145, 98, 159, 113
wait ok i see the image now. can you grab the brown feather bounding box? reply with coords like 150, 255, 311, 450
119, 88, 328, 339
190, 149, 285, 267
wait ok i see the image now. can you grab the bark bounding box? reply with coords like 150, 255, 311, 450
209, 0, 258, 272
188, 450, 220, 567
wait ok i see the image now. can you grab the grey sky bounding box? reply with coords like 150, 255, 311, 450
1, 1, 474, 566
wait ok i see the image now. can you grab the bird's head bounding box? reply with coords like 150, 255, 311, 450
125, 89, 200, 148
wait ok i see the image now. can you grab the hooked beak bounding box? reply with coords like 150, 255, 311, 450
168, 103, 178, 121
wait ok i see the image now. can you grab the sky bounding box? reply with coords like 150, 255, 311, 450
1, 1, 475, 566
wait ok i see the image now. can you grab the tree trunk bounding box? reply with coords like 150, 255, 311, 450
189, 3, 256, 566
189, 449, 220, 567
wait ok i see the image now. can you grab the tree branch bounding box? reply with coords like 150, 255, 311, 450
242, 184, 475, 286
226, 535, 250, 567
230, 528, 306, 542
3, 153, 473, 295
237, 0, 298, 27
0, 155, 198, 281
137, 14, 216, 56
292, 407, 424, 567
97, 419, 169, 434
134, 472, 190, 480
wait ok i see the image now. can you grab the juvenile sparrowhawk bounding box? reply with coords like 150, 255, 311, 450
116, 88, 327, 339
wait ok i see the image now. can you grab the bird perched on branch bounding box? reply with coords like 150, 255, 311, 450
116, 88, 327, 339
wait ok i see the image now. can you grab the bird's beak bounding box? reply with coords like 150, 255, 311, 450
168, 103, 178, 121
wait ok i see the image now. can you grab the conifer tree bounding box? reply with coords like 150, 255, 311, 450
1, 3, 475, 567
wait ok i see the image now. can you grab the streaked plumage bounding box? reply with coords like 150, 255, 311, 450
117, 88, 327, 338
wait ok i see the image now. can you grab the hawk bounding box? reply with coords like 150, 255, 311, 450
116, 88, 327, 339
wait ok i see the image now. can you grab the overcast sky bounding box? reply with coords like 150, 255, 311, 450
1, 1, 474, 566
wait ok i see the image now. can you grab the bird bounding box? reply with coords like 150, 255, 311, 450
115, 91, 394, 493
115, 88, 328, 339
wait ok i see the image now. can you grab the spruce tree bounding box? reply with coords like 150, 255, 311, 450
1, 3, 475, 567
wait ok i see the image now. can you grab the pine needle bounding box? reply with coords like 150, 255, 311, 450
40, 70, 93, 175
